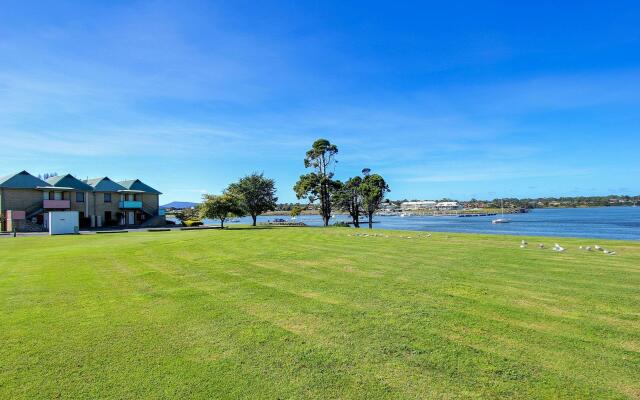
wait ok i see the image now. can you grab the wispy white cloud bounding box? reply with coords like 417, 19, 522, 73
400, 167, 593, 183
411, 69, 640, 115
0, 123, 248, 157
0, 2, 638, 201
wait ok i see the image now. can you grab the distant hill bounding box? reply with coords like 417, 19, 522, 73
160, 201, 199, 209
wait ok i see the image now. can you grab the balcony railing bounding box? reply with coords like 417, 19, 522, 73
119, 200, 143, 209
43, 199, 71, 209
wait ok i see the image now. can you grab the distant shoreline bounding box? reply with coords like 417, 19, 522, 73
166, 204, 637, 218
262, 204, 636, 216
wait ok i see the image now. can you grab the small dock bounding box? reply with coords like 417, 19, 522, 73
458, 213, 497, 218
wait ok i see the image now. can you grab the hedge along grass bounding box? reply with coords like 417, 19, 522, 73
183, 220, 204, 227
0, 227, 639, 399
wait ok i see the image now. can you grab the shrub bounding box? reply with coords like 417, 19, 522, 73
332, 221, 351, 227
174, 207, 199, 223
183, 220, 203, 227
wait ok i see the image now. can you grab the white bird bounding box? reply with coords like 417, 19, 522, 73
579, 245, 584, 250
521, 240, 528, 246
585, 246, 592, 251
595, 245, 603, 251
538, 243, 545, 249
553, 243, 565, 252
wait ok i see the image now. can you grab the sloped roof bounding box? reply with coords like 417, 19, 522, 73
0, 170, 48, 189
85, 177, 126, 192
46, 174, 94, 191
118, 179, 162, 195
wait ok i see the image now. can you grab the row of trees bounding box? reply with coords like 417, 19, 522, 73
176, 139, 389, 229
294, 139, 390, 228
37, 172, 59, 180
178, 173, 278, 228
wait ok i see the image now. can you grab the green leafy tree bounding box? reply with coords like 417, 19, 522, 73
333, 176, 363, 228
290, 205, 302, 219
360, 173, 390, 229
199, 194, 245, 228
227, 172, 278, 226
173, 207, 199, 224
294, 139, 339, 227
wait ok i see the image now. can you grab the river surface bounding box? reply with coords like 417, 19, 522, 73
188, 207, 640, 240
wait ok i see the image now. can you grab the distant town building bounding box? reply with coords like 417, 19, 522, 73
435, 201, 462, 211
380, 202, 401, 212
400, 201, 436, 211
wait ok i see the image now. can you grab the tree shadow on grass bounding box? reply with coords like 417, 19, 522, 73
223, 225, 311, 231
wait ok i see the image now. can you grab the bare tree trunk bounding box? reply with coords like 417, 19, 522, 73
352, 211, 360, 228
321, 200, 330, 226
220, 218, 225, 229
320, 182, 331, 227
252, 214, 257, 226
351, 204, 360, 228
368, 212, 373, 229
323, 214, 330, 226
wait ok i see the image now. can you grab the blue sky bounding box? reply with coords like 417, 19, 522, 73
1, 1, 639, 202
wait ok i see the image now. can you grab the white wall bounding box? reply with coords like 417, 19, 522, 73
49, 211, 79, 235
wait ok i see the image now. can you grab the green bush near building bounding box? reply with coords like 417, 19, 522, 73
183, 219, 203, 227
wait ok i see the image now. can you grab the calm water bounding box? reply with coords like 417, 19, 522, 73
193, 207, 640, 241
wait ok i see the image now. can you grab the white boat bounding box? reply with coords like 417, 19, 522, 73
492, 199, 511, 224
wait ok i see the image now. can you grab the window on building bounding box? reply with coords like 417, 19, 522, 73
76, 192, 85, 203
104, 193, 112, 203
54, 191, 62, 200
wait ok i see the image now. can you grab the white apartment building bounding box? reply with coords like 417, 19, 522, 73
400, 201, 437, 211
435, 201, 462, 210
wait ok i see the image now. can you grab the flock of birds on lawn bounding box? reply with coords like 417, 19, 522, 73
519, 240, 616, 255
346, 233, 617, 255
348, 233, 431, 239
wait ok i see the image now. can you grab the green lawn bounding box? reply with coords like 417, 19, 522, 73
1, 227, 639, 399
